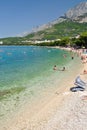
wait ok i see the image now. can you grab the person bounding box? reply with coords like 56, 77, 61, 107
62, 67, 65, 71
81, 54, 87, 63
80, 69, 87, 75
71, 56, 74, 59
83, 70, 87, 74
71, 54, 74, 59
53, 65, 58, 70
63, 54, 67, 58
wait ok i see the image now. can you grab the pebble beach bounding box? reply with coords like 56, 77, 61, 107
0, 47, 87, 130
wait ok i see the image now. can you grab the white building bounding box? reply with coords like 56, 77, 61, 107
0, 41, 3, 44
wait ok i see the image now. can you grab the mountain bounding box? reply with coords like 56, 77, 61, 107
64, 1, 87, 22
0, 1, 87, 45
27, 1, 87, 34
23, 1, 87, 40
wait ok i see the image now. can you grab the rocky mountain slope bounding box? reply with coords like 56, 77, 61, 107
64, 1, 87, 22
30, 1, 87, 34
1, 1, 87, 44
23, 1, 87, 40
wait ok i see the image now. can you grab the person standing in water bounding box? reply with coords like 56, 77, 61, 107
62, 67, 66, 71
53, 65, 58, 70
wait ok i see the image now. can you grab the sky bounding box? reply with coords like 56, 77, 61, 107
0, 0, 85, 38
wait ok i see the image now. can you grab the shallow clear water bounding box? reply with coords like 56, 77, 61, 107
0, 46, 71, 90
0, 46, 82, 124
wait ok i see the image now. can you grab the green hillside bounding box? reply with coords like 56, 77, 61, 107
24, 20, 87, 40
0, 20, 87, 45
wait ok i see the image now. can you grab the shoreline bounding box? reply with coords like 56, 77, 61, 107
1, 47, 87, 130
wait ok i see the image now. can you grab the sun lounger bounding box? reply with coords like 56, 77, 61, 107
70, 86, 85, 92
70, 76, 87, 92
74, 76, 86, 89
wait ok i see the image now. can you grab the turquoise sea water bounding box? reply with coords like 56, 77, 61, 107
0, 46, 71, 91
0, 46, 82, 125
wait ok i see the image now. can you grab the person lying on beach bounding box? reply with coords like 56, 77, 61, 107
81, 56, 87, 64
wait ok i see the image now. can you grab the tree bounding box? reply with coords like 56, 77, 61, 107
60, 37, 70, 46
80, 32, 87, 48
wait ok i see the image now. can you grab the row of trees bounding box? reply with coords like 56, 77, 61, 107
36, 32, 87, 49
0, 32, 87, 48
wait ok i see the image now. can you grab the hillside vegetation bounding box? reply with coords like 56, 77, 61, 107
24, 20, 87, 40
0, 20, 87, 47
